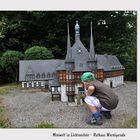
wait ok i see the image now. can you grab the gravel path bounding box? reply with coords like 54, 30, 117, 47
1, 82, 137, 128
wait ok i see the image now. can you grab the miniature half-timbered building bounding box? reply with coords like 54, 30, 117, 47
19, 21, 125, 102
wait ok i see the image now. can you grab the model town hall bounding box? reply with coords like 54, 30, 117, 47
19, 21, 125, 102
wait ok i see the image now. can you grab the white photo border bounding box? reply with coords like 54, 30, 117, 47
0, 0, 139, 140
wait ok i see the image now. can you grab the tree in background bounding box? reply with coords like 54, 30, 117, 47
0, 17, 6, 39
0, 50, 24, 83
0, 11, 137, 82
24, 46, 54, 60
0, 60, 5, 84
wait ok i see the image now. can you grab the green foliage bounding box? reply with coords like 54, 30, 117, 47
25, 46, 54, 60
0, 11, 137, 83
0, 83, 19, 94
0, 50, 24, 83
0, 17, 7, 39
33, 122, 56, 128
16, 123, 56, 128
0, 106, 5, 112
120, 117, 137, 128
0, 62, 4, 84
0, 121, 9, 128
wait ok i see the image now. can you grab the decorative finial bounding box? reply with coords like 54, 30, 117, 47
75, 20, 80, 42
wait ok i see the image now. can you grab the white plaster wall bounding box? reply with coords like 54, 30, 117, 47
61, 84, 68, 102
75, 83, 83, 95
22, 82, 26, 88
21, 81, 46, 88
103, 75, 124, 88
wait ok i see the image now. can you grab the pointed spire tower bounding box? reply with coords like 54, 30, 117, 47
89, 21, 96, 60
65, 21, 72, 61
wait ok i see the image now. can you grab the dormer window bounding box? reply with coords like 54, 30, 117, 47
41, 72, 45, 78
36, 73, 40, 79
88, 63, 95, 70
52, 72, 56, 77
47, 72, 51, 78
25, 66, 35, 81
79, 63, 83, 67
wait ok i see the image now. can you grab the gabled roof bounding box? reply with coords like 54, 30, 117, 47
57, 21, 96, 72
19, 60, 64, 86
97, 54, 125, 71
56, 61, 66, 71
19, 21, 125, 85
71, 39, 90, 61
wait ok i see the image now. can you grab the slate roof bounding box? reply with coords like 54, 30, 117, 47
73, 60, 90, 72
19, 60, 64, 86
97, 54, 125, 71
55, 21, 96, 72
19, 21, 125, 84
71, 39, 90, 61
56, 61, 66, 71
54, 45, 125, 72
56, 39, 91, 72
19, 54, 124, 83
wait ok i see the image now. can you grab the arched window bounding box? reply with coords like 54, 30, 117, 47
36, 73, 40, 79
47, 72, 51, 78
52, 72, 56, 77
25, 66, 35, 81
42, 72, 46, 78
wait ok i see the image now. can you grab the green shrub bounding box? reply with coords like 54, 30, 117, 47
17, 123, 56, 128
25, 46, 54, 60
1, 50, 24, 83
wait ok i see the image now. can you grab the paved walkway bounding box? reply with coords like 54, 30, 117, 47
1, 82, 137, 128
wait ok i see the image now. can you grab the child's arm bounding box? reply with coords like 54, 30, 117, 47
86, 85, 95, 96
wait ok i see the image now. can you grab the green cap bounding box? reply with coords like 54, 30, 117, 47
81, 72, 95, 82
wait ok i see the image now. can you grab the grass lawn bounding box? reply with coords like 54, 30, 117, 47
124, 81, 137, 84
0, 83, 19, 128
0, 83, 20, 95
16, 123, 56, 128
0, 96, 11, 128
120, 117, 137, 128
0, 101, 11, 128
